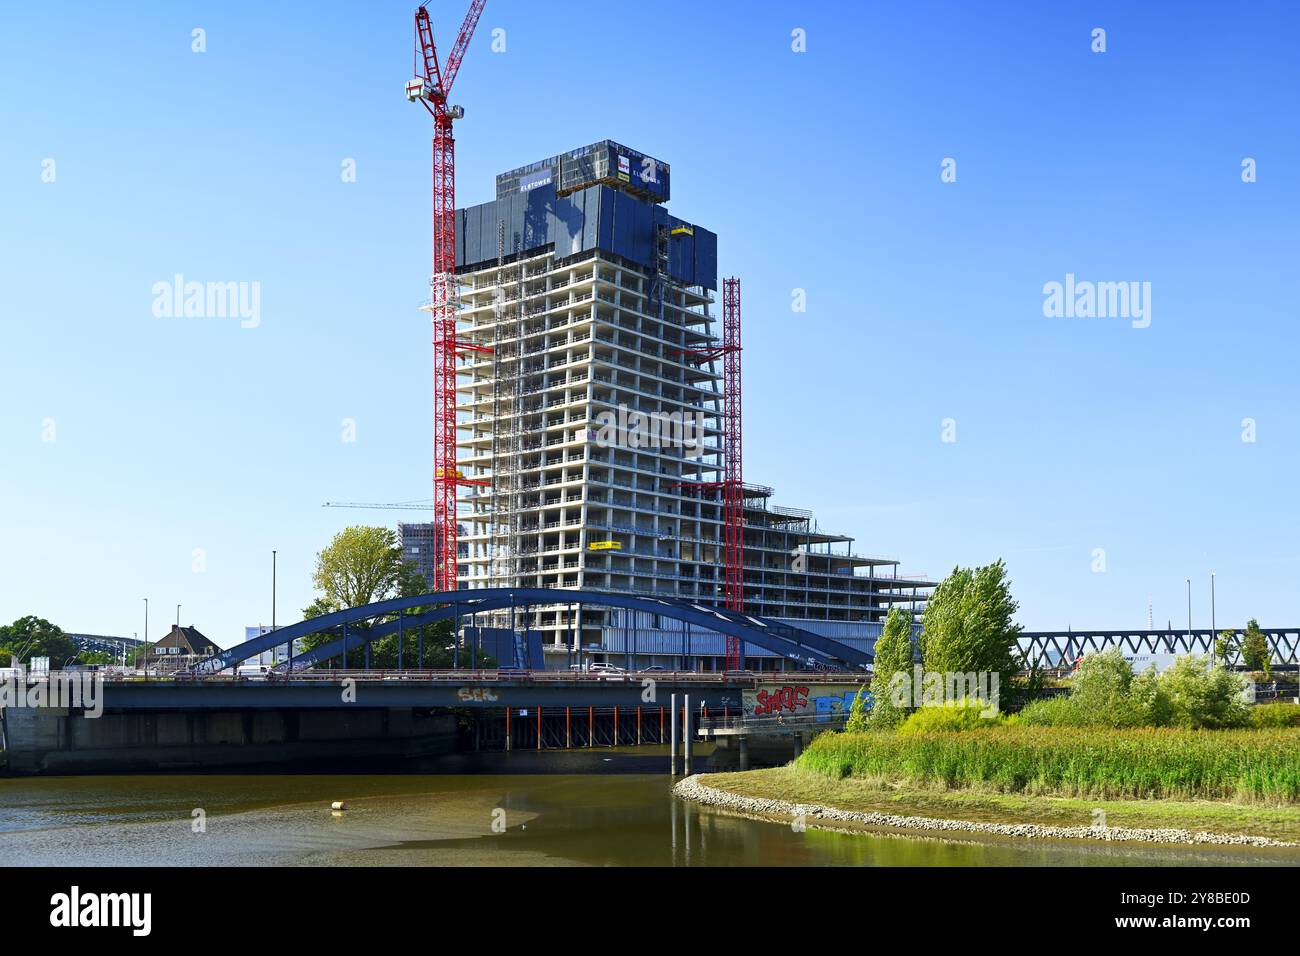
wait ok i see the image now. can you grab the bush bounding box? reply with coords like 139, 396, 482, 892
1020, 652, 1246, 729
897, 698, 1007, 734
1016, 695, 1085, 727
1161, 655, 1250, 729
1252, 702, 1300, 729
1068, 648, 1156, 727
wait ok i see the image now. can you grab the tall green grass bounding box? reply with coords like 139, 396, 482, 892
796, 726, 1300, 804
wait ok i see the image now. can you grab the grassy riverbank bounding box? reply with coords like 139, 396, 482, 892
798, 726, 1300, 804
701, 765, 1300, 843
692, 726, 1300, 844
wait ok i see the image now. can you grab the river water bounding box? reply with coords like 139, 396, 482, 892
1, 749, 1293, 866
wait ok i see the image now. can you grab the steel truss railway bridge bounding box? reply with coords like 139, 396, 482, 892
1016, 627, 1300, 672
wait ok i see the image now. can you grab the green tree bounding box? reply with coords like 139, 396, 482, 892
1240, 619, 1270, 677
844, 684, 870, 733
313, 526, 407, 610
304, 527, 408, 668
1214, 631, 1234, 666
301, 530, 489, 670
919, 559, 1023, 693
867, 607, 915, 728
0, 616, 78, 669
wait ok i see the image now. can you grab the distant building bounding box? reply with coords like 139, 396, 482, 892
243, 626, 305, 666
145, 625, 219, 672
398, 521, 467, 591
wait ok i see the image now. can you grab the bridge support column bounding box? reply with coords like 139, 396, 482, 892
738, 734, 749, 771
792, 732, 803, 758
683, 694, 692, 776
670, 693, 678, 774
505, 706, 511, 752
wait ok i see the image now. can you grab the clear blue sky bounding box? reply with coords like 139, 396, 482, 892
2, 1, 1297, 648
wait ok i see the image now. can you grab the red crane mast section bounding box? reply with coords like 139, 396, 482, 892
671, 277, 745, 669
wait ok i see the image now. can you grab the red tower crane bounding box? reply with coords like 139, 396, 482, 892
407, 1, 489, 592
722, 277, 743, 621
670, 276, 745, 668
720, 277, 744, 658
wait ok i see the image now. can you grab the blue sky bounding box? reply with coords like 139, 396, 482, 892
2, 1, 1297, 648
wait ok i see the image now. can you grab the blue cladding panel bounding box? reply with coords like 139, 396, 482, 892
457, 185, 717, 290
525, 186, 550, 249
583, 188, 600, 251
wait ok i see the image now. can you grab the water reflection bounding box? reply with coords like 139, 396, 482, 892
1, 761, 1293, 867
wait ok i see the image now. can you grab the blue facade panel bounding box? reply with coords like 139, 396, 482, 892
457, 184, 717, 290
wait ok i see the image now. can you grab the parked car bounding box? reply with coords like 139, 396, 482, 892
588, 663, 627, 679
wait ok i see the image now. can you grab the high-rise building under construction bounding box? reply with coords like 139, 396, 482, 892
452, 141, 931, 669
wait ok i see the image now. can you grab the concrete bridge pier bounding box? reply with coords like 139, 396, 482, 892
669, 692, 678, 775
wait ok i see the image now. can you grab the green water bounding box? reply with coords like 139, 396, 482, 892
1, 751, 1293, 866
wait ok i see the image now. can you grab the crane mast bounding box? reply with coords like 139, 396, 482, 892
407, 1, 489, 593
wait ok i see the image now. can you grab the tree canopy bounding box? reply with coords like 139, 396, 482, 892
918, 559, 1023, 681
0, 616, 78, 669
300, 525, 492, 669
1240, 619, 1270, 676
312, 525, 409, 611
867, 606, 916, 728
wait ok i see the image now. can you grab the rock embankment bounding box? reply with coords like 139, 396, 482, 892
672, 774, 1298, 848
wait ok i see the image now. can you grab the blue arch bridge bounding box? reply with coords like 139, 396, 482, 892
193, 587, 876, 676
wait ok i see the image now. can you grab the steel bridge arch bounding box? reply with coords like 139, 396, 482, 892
192, 588, 875, 674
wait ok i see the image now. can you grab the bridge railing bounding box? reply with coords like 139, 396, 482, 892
698, 712, 850, 733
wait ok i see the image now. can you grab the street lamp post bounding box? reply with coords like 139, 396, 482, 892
142, 598, 149, 679
272, 550, 278, 667
1210, 572, 1217, 642
1186, 579, 1192, 646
